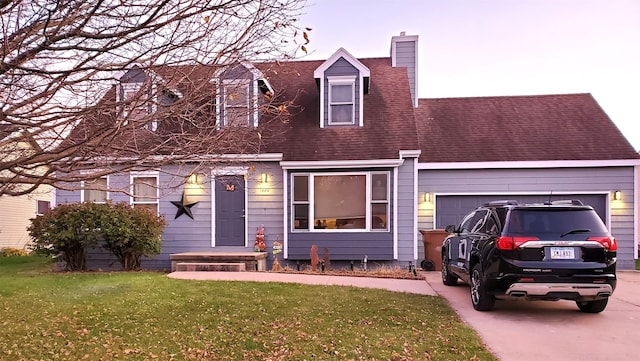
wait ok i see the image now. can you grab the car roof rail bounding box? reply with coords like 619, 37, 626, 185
527, 199, 584, 206
547, 199, 584, 206
484, 200, 520, 206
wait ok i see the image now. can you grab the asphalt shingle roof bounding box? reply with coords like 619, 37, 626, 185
415, 93, 638, 163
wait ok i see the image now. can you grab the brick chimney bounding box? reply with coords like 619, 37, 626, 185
391, 32, 419, 108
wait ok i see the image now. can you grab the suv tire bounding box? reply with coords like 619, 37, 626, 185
576, 299, 608, 313
471, 263, 495, 311
441, 253, 458, 286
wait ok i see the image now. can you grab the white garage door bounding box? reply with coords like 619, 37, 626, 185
435, 194, 607, 228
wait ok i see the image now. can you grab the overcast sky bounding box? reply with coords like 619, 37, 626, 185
299, 0, 640, 151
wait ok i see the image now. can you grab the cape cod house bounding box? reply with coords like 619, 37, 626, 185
54, 33, 640, 271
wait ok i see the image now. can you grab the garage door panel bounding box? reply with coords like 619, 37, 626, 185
436, 195, 606, 228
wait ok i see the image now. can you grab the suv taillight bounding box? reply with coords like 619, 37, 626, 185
497, 236, 539, 250
588, 236, 617, 251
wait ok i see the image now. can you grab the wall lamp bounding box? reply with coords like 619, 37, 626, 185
188, 173, 198, 184
424, 192, 431, 203
613, 190, 622, 201
260, 173, 268, 184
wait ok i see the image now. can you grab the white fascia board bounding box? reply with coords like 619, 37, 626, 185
281, 159, 404, 169
68, 153, 284, 165
418, 159, 640, 170
313, 48, 370, 78
399, 150, 421, 158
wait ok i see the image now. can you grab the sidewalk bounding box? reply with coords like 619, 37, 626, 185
167, 271, 438, 296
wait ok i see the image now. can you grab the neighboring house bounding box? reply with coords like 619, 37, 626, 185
55, 33, 640, 270
0, 125, 52, 250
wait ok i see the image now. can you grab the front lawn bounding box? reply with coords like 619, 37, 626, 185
0, 256, 495, 360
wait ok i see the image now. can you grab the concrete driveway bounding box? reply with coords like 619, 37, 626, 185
424, 270, 640, 361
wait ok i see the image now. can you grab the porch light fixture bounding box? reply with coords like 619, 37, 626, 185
424, 192, 431, 203
613, 190, 622, 201
188, 173, 197, 184
260, 173, 268, 184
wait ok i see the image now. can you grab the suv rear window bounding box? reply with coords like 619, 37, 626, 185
503, 208, 609, 237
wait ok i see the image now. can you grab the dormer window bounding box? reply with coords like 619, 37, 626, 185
313, 48, 370, 128
328, 76, 356, 125
222, 79, 250, 127
119, 82, 155, 120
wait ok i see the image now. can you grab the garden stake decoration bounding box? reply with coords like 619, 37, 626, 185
254, 224, 266, 252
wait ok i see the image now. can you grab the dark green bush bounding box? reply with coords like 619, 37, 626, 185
100, 203, 166, 271
29, 202, 166, 271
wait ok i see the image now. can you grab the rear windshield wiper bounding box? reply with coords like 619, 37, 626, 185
560, 229, 591, 238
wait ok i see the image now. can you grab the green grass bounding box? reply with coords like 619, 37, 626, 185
0, 256, 496, 360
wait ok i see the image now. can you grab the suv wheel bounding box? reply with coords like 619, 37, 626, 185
441, 252, 458, 286
576, 299, 608, 313
471, 263, 495, 311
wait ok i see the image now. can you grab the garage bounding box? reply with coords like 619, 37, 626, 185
435, 194, 607, 229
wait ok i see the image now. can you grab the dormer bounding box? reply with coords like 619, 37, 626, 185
116, 65, 183, 131
212, 61, 273, 128
313, 48, 370, 128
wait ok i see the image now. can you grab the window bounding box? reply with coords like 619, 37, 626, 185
131, 174, 158, 213
291, 172, 390, 231
36, 200, 50, 215
328, 76, 355, 125
223, 80, 250, 127
82, 177, 108, 203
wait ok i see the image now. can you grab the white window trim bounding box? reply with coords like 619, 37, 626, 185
327, 76, 356, 125
221, 79, 252, 127
291, 171, 390, 232
118, 82, 158, 125
80, 176, 109, 203
130, 171, 160, 214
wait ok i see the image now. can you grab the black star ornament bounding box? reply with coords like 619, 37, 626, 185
171, 191, 199, 219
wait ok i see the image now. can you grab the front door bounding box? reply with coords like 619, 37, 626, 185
215, 175, 245, 246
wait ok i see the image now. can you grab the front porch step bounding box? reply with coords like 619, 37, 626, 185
175, 262, 246, 272
170, 252, 268, 272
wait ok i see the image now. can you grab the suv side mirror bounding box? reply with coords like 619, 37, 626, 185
445, 224, 457, 233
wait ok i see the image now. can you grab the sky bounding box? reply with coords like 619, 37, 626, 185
298, 0, 640, 151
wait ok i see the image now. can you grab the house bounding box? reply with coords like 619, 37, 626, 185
0, 125, 52, 250
54, 33, 640, 271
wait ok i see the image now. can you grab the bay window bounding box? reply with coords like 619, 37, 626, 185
292, 172, 389, 231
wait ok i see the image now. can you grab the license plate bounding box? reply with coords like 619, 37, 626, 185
550, 247, 575, 260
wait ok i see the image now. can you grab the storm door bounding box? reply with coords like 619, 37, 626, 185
215, 175, 246, 246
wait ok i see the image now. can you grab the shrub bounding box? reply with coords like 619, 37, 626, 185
29, 202, 166, 271
28, 203, 104, 271
0, 247, 30, 257
100, 203, 166, 271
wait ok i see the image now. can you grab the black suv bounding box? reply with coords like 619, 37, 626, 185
441, 200, 617, 313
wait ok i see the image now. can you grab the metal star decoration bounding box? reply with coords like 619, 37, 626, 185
171, 191, 199, 219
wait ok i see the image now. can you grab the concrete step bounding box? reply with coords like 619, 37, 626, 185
175, 262, 246, 272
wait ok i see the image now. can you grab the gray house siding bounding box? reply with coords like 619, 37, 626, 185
417, 166, 636, 269
396, 157, 417, 264
392, 41, 416, 105
323, 58, 360, 127
247, 163, 285, 265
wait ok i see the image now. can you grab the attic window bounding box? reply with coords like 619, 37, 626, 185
328, 76, 355, 125
222, 79, 250, 127
119, 82, 154, 120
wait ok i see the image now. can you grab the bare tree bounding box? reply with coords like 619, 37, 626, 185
0, 0, 310, 196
